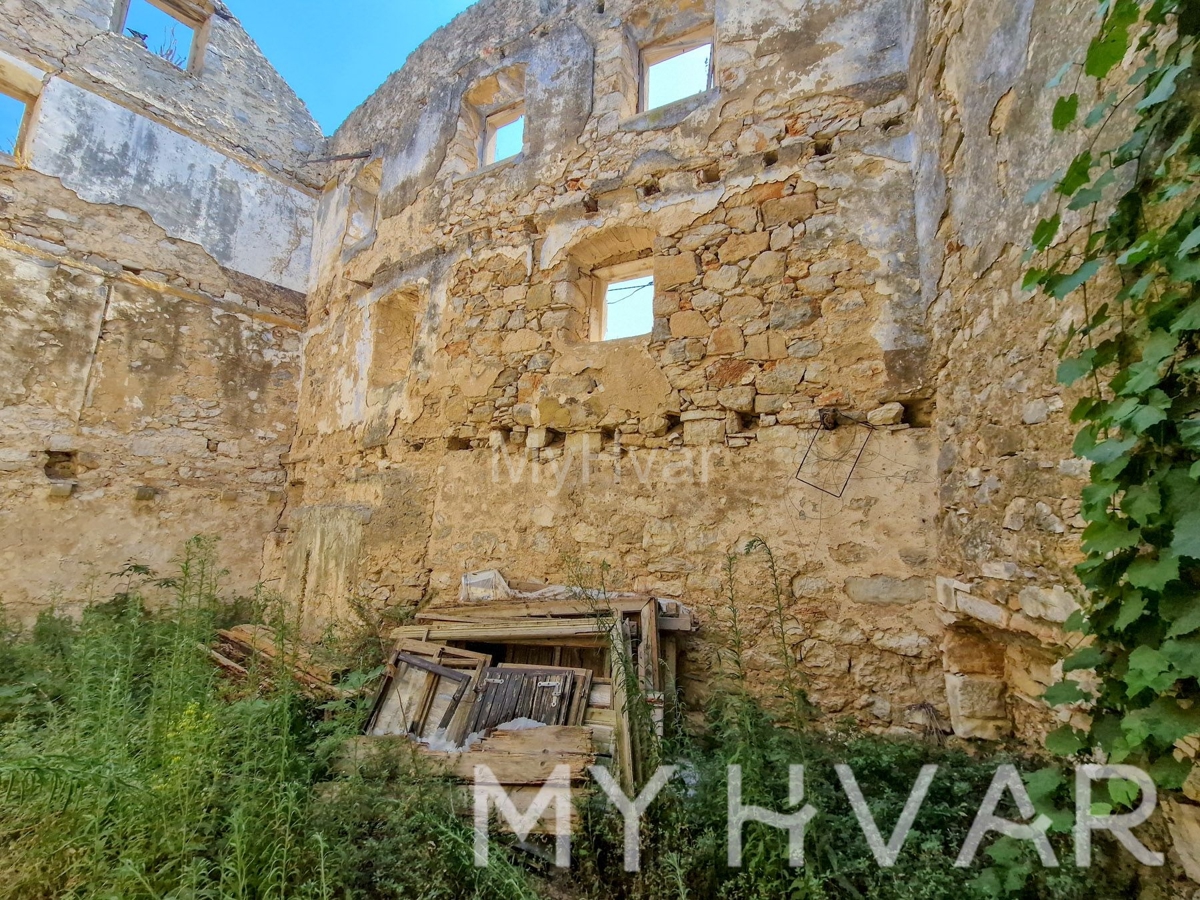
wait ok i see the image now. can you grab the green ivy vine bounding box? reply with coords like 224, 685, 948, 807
1026, 0, 1200, 786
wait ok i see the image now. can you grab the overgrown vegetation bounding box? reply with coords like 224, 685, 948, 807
567, 549, 1141, 900
0, 540, 1156, 898
0, 538, 535, 900
1025, 0, 1200, 781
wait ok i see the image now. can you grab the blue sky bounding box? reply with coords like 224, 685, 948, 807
228, 1, 479, 135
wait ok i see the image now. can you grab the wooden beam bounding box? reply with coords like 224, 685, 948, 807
392, 620, 613, 643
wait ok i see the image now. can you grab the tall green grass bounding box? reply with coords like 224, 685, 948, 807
0, 538, 537, 900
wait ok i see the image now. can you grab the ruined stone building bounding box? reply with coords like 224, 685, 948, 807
0, 0, 1097, 746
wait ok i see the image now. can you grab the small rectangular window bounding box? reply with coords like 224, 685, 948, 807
594, 263, 654, 342
119, 0, 202, 72
482, 104, 525, 166
642, 32, 714, 112
0, 88, 28, 157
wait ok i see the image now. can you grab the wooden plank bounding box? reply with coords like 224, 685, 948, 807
589, 680, 613, 709
641, 599, 661, 693
472, 725, 594, 757
584, 708, 617, 728
420, 748, 594, 784
610, 621, 635, 793
415, 598, 650, 622
392, 620, 613, 643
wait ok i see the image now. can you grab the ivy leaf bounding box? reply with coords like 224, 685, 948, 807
1178, 225, 1200, 257
1085, 0, 1139, 78
1124, 698, 1200, 747
1136, 60, 1188, 111
1161, 639, 1200, 680
1063, 646, 1107, 672
1115, 593, 1148, 631
1064, 609, 1090, 635
1108, 778, 1142, 808
1118, 273, 1156, 301
1125, 551, 1180, 591
1058, 349, 1098, 385
1033, 214, 1062, 251
1046, 725, 1087, 756
1125, 646, 1174, 696
1143, 329, 1180, 365
1129, 404, 1168, 433
1172, 510, 1200, 559
1150, 754, 1193, 791
1121, 484, 1161, 524
1043, 680, 1091, 706
1117, 237, 1156, 266
1082, 518, 1141, 554
1051, 259, 1103, 299
1082, 434, 1138, 464
1054, 94, 1080, 130
1058, 151, 1095, 197
1171, 299, 1200, 333
1181, 419, 1200, 452
1025, 179, 1057, 206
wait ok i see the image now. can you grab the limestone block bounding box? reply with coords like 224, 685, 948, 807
656, 252, 700, 289
845, 575, 930, 606
754, 394, 787, 414
565, 432, 602, 456
872, 632, 930, 657
703, 265, 741, 292
757, 425, 803, 448
670, 310, 710, 338
1166, 800, 1200, 883
717, 386, 756, 413
745, 332, 787, 360
982, 561, 1019, 581
502, 329, 544, 353
756, 359, 807, 395
720, 295, 764, 322
683, 417, 726, 445
762, 192, 817, 227
526, 427, 550, 449
708, 323, 745, 356
867, 402, 905, 426
745, 251, 787, 284
719, 231, 770, 264
945, 674, 1009, 728
1018, 585, 1079, 624
942, 630, 1006, 676
957, 593, 1011, 629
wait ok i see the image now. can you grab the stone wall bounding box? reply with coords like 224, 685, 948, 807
0, 1, 322, 617
278, 0, 955, 728
0, 0, 1112, 743
917, 0, 1103, 743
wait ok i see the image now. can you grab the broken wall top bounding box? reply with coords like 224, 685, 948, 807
2, 0, 324, 185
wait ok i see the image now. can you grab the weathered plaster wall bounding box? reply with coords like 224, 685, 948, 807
281, 0, 949, 729
0, 2, 319, 616
32, 78, 314, 292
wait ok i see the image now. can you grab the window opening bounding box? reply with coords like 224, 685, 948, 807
643, 33, 714, 112
120, 0, 201, 71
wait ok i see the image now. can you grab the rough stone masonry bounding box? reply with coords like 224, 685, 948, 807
0, 0, 1104, 748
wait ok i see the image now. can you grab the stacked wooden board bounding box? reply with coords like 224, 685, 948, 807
361, 586, 696, 799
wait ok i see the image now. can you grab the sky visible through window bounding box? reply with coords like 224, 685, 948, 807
0, 91, 24, 155
491, 115, 524, 163
124, 0, 193, 69
646, 44, 712, 111
605, 276, 654, 341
